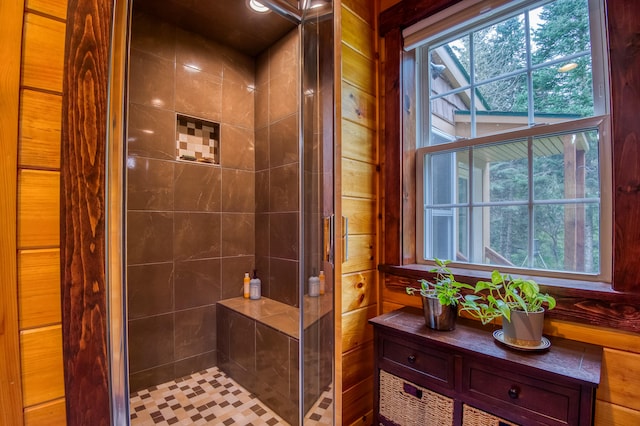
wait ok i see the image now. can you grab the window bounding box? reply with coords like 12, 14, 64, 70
409, 0, 611, 280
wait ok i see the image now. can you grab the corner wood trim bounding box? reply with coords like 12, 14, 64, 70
61, 0, 113, 424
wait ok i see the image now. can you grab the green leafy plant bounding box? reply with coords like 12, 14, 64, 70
406, 259, 473, 306
459, 270, 557, 325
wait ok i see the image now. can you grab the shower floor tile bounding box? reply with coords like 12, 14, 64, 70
130, 367, 333, 425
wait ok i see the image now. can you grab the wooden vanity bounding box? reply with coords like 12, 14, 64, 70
370, 307, 603, 425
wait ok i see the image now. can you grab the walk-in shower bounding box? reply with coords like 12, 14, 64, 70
106, 0, 335, 424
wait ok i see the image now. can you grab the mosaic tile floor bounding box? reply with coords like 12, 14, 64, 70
130, 367, 333, 425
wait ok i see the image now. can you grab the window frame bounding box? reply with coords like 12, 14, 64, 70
379, 0, 640, 334
415, 116, 612, 282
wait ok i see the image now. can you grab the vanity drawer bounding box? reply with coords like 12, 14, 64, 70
462, 360, 581, 425
380, 333, 454, 388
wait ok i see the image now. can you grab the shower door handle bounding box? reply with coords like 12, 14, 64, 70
342, 216, 349, 263
323, 215, 335, 266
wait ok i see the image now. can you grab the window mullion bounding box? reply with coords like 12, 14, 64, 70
528, 135, 534, 269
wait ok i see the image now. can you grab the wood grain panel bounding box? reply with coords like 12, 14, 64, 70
27, 0, 68, 19
342, 158, 377, 199
22, 13, 65, 92
19, 89, 62, 169
24, 398, 67, 426
610, 0, 640, 293
342, 270, 378, 313
598, 348, 640, 411
342, 342, 374, 391
379, 0, 401, 12
342, 198, 376, 235
341, 6, 374, 60
594, 400, 640, 426
343, 234, 376, 274
343, 46, 375, 96
341, 376, 375, 426
382, 280, 421, 309
342, 118, 377, 163
547, 319, 640, 354
20, 325, 64, 407
382, 28, 402, 264
342, 81, 376, 129
61, 0, 113, 423
342, 0, 374, 26
0, 0, 26, 423
382, 300, 405, 314
18, 169, 60, 248
18, 249, 62, 329
342, 304, 377, 353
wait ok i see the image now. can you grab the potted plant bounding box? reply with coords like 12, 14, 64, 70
406, 259, 473, 331
459, 270, 556, 348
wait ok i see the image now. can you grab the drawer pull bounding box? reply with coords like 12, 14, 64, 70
508, 385, 520, 399
402, 382, 423, 399
407, 355, 416, 364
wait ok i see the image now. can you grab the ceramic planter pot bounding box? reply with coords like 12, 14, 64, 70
502, 309, 545, 346
422, 295, 457, 331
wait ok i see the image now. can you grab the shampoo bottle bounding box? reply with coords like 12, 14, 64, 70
243, 272, 250, 299
249, 269, 261, 300
319, 270, 325, 295
309, 270, 320, 297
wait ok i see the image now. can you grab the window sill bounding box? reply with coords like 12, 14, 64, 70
379, 263, 640, 333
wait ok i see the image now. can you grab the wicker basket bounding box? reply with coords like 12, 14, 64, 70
462, 404, 519, 426
379, 370, 454, 426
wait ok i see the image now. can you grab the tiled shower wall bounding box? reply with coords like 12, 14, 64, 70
126, 11, 258, 392
255, 30, 301, 307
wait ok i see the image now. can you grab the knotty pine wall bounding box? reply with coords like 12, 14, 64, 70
0, 0, 68, 424
377, 1, 640, 425
337, 0, 380, 425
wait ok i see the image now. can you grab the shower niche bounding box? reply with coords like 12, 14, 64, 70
176, 114, 220, 164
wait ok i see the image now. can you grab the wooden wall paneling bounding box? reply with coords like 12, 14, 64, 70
609, 0, 640, 293
18, 170, 60, 248
24, 398, 67, 426
22, 13, 65, 92
342, 81, 376, 129
341, 6, 374, 59
342, 120, 377, 163
18, 249, 62, 329
342, 270, 378, 313
61, 0, 113, 424
382, 280, 421, 309
342, 158, 377, 199
342, 234, 376, 274
382, 28, 402, 264
595, 400, 640, 425
342, 46, 376, 95
598, 348, 640, 411
342, 0, 374, 26
0, 0, 26, 423
547, 319, 640, 354
27, 0, 69, 19
382, 300, 405, 314
342, 340, 375, 391
341, 377, 375, 426
20, 325, 65, 407
342, 198, 376, 235
379, 0, 402, 12
341, 304, 377, 353
19, 89, 63, 169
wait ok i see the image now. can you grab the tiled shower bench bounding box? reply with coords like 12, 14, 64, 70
216, 296, 332, 425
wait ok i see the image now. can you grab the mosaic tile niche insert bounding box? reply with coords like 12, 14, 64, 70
176, 114, 220, 164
